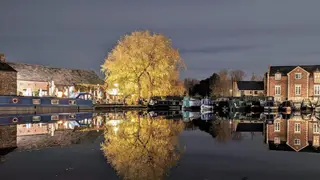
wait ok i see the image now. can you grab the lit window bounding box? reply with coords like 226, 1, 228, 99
274, 122, 281, 132
274, 137, 280, 144
314, 85, 320, 96
294, 123, 301, 133
313, 123, 320, 134
314, 72, 320, 83
275, 73, 281, 80
295, 84, 301, 95
275, 86, 281, 95
295, 73, 302, 79
294, 139, 301, 145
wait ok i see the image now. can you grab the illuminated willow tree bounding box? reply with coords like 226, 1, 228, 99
101, 31, 186, 101
101, 111, 185, 180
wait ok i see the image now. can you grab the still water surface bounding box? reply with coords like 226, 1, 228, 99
1, 111, 320, 180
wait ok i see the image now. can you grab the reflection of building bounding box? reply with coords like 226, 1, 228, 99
0, 56, 17, 95
266, 65, 320, 102
233, 81, 264, 97
7, 62, 104, 98
266, 116, 320, 152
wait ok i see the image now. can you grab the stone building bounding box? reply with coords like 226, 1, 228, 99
266, 65, 320, 102
7, 62, 104, 98
232, 81, 264, 97
0, 54, 17, 95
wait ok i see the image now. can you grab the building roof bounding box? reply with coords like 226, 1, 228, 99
0, 63, 17, 72
236, 81, 264, 91
269, 65, 320, 76
8, 62, 104, 86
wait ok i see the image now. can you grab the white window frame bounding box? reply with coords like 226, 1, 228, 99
294, 139, 301, 145
274, 137, 280, 144
294, 123, 301, 133
275, 73, 282, 80
295, 73, 302, 79
313, 123, 320, 134
274, 122, 281, 132
314, 85, 320, 96
275, 85, 281, 95
295, 84, 301, 95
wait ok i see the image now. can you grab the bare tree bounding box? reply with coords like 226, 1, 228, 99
229, 69, 246, 81
250, 73, 263, 81
212, 69, 231, 97
184, 78, 199, 95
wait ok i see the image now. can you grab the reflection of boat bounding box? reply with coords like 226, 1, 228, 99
250, 100, 263, 112
300, 99, 314, 112
182, 111, 201, 121
200, 97, 215, 111
264, 96, 278, 112
279, 100, 295, 113
200, 111, 215, 121
148, 111, 182, 120
315, 99, 320, 113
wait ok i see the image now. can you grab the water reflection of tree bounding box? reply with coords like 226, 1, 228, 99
101, 111, 185, 180
214, 120, 232, 142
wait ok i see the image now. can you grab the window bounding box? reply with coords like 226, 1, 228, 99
314, 72, 320, 83
295, 73, 302, 79
295, 84, 301, 95
274, 137, 280, 144
314, 123, 320, 134
254, 91, 258, 95
275, 73, 282, 80
249, 91, 252, 94
274, 122, 281, 132
275, 85, 281, 95
315, 85, 320, 96
313, 136, 319, 146
294, 139, 301, 145
294, 123, 301, 133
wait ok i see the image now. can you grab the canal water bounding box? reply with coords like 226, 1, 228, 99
1, 111, 320, 180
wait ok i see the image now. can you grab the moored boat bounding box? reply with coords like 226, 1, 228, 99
215, 97, 230, 113
182, 97, 201, 111
200, 97, 215, 111
264, 96, 278, 112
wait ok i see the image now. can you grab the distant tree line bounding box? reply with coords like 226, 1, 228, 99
184, 69, 263, 97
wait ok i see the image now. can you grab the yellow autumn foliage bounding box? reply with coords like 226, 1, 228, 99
101, 30, 186, 100
101, 111, 185, 180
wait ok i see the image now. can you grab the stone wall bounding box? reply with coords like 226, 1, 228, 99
0, 71, 17, 95
0, 125, 17, 149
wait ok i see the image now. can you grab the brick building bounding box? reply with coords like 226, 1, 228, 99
0, 54, 17, 95
266, 115, 320, 152
266, 65, 320, 102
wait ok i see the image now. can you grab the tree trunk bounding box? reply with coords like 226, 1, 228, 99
146, 72, 153, 99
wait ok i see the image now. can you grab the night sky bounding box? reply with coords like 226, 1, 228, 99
1, 0, 320, 80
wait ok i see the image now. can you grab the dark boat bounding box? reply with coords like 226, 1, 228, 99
148, 97, 182, 110
278, 100, 295, 113
250, 100, 263, 113
148, 111, 182, 120
300, 98, 314, 112
315, 99, 320, 113
215, 97, 230, 113
264, 96, 278, 112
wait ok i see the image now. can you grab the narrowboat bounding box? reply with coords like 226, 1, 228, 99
215, 97, 230, 113
300, 98, 314, 112
182, 97, 201, 110
264, 96, 278, 112
279, 100, 295, 113
148, 111, 182, 120
148, 97, 182, 110
229, 98, 247, 112
0, 94, 93, 115
200, 97, 215, 111
250, 100, 263, 112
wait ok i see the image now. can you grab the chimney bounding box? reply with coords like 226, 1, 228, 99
0, 53, 5, 63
